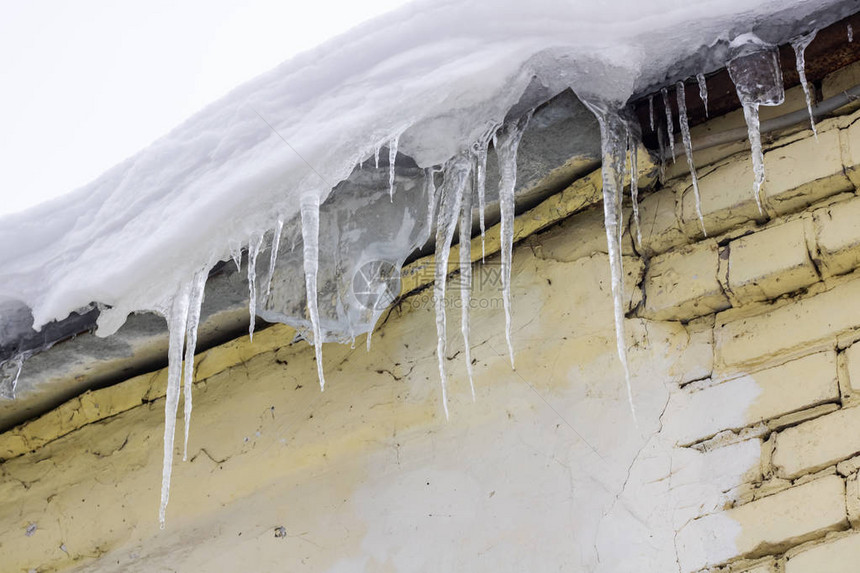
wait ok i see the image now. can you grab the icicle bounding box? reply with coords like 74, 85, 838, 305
388, 136, 399, 201
366, 329, 373, 352
728, 43, 785, 216
424, 167, 438, 243
660, 87, 676, 162
657, 125, 667, 183
159, 281, 193, 528
584, 101, 638, 425
459, 164, 476, 401
471, 129, 492, 261
264, 219, 284, 301
626, 125, 642, 249
849, 24, 854, 43
648, 95, 655, 132
374, 147, 380, 169
247, 233, 264, 341
493, 112, 532, 369
742, 102, 766, 214
230, 244, 242, 273
791, 31, 818, 137
696, 73, 709, 117
301, 193, 326, 392
677, 81, 706, 236
433, 154, 472, 419
182, 268, 207, 461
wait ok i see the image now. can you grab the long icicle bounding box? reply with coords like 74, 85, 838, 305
472, 128, 492, 261
493, 112, 532, 369
460, 159, 476, 401
264, 219, 284, 301
791, 31, 818, 137
585, 101, 638, 425
301, 193, 326, 392
677, 81, 707, 236
696, 73, 709, 117
657, 125, 667, 183
182, 268, 208, 461
247, 233, 264, 341
626, 124, 642, 249
661, 87, 676, 162
159, 280, 193, 528
388, 135, 399, 201
648, 95, 655, 132
434, 154, 472, 419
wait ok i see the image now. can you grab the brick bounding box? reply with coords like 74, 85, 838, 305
847, 472, 860, 527
785, 533, 860, 573
822, 60, 860, 104
663, 352, 838, 445
763, 128, 853, 215
845, 342, 860, 397
728, 219, 818, 303
636, 187, 686, 256
773, 406, 860, 479
715, 276, 860, 371
642, 239, 730, 321
669, 318, 714, 385
676, 475, 847, 572
679, 156, 763, 238
814, 196, 860, 277
844, 114, 860, 187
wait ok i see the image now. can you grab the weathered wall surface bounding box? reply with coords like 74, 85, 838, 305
4, 84, 860, 572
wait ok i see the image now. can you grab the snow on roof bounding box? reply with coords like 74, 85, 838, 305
0, 0, 852, 337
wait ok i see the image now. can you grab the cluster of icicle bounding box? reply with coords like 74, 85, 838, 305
646, 29, 820, 231
155, 28, 826, 527
154, 113, 534, 526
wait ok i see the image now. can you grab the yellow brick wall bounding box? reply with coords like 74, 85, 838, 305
4, 78, 860, 573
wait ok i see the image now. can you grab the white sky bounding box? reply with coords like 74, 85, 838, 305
0, 0, 410, 216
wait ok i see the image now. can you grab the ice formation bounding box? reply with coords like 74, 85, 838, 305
301, 193, 326, 392
472, 130, 493, 260
459, 167, 476, 401
0, 356, 24, 400
388, 136, 399, 201
433, 155, 471, 419
586, 101, 637, 423
246, 233, 264, 341
677, 81, 706, 235
0, 0, 854, 525
792, 30, 819, 137
182, 269, 207, 461
648, 95, 655, 132
494, 114, 532, 369
424, 167, 438, 243
158, 280, 193, 528
727, 36, 786, 214
264, 219, 284, 301
660, 87, 676, 162
696, 73, 709, 117
626, 125, 642, 248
